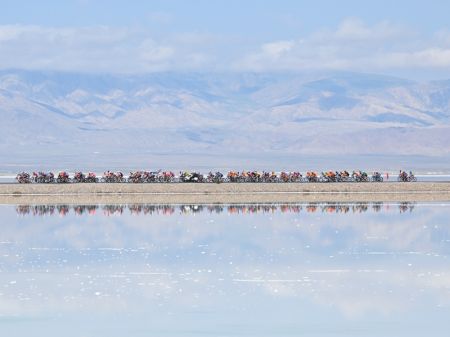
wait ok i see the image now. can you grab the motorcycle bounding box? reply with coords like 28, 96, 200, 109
180, 172, 204, 183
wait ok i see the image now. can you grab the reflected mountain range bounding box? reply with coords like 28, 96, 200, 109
15, 202, 415, 216
1, 202, 449, 336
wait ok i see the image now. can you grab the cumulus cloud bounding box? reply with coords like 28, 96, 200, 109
332, 18, 408, 41
261, 40, 294, 58
0, 24, 211, 73
1, 19, 450, 74
234, 18, 450, 72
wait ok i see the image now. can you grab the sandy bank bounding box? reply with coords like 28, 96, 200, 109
0, 182, 449, 204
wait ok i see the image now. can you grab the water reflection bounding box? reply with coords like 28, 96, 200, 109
1, 202, 449, 337
15, 202, 415, 216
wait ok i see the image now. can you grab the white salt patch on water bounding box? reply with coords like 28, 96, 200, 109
128, 272, 170, 275
308, 270, 351, 273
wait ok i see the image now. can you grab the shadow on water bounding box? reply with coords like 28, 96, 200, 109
14, 202, 416, 216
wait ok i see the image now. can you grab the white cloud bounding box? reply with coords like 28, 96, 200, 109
0, 25, 210, 73
0, 19, 450, 74
139, 39, 174, 62
233, 18, 450, 73
261, 40, 294, 58
333, 18, 408, 41
0, 24, 23, 41
400, 48, 450, 67
434, 30, 450, 47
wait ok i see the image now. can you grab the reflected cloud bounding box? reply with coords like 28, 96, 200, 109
0, 202, 449, 334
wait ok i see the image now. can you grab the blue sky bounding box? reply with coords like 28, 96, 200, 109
2, 0, 450, 35
1, 0, 450, 78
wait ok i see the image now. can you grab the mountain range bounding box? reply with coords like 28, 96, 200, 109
0, 69, 449, 170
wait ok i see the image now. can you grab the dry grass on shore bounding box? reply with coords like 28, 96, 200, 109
0, 182, 449, 204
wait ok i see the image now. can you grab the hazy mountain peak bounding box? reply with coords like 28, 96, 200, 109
1, 70, 449, 160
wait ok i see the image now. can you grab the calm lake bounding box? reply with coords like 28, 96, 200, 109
1, 202, 449, 337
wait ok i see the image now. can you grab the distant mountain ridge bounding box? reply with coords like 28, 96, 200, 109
1, 70, 449, 160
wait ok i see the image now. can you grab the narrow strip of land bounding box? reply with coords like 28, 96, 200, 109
0, 182, 449, 204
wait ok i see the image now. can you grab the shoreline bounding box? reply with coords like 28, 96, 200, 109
1, 182, 449, 204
